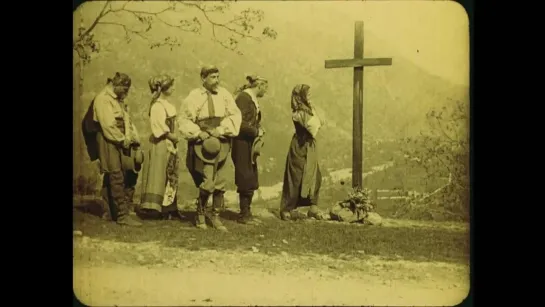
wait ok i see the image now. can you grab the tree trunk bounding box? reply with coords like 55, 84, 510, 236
73, 55, 83, 177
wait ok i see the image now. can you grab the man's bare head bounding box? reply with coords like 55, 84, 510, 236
201, 65, 220, 92
108, 72, 132, 100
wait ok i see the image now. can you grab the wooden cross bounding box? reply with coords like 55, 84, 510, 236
324, 21, 392, 189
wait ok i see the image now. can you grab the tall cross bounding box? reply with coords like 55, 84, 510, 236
325, 21, 392, 189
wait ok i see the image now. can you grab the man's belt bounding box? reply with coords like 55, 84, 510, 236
196, 117, 222, 131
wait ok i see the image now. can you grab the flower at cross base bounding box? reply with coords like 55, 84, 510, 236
329, 187, 382, 225
337, 187, 375, 214
347, 188, 374, 209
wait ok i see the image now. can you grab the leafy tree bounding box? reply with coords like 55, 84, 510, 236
73, 0, 278, 65
397, 98, 470, 221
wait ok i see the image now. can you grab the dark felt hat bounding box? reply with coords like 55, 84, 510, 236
122, 147, 145, 173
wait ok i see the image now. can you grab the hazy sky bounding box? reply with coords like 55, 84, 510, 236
240, 0, 470, 87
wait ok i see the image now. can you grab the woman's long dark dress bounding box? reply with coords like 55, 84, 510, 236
280, 113, 322, 212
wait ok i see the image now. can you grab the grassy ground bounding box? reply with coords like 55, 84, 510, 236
73, 205, 469, 265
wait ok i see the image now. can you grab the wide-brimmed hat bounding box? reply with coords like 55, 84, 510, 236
194, 137, 230, 164
122, 147, 145, 173
251, 136, 265, 165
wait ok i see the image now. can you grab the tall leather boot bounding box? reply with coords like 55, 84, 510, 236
208, 190, 227, 231
100, 176, 112, 221
110, 170, 142, 227
124, 186, 136, 213
124, 170, 138, 213
237, 191, 261, 225
196, 190, 209, 229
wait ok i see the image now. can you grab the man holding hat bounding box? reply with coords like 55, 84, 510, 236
232, 75, 268, 225
179, 65, 242, 231
82, 72, 143, 227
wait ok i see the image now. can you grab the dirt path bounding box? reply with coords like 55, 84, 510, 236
73, 237, 469, 306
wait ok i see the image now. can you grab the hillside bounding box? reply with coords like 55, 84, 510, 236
73, 1, 469, 203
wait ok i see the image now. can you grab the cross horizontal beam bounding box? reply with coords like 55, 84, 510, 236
325, 58, 392, 69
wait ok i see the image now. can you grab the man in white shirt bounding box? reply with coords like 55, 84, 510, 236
179, 65, 242, 231
84, 72, 143, 227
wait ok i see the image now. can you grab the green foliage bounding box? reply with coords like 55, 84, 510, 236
397, 99, 470, 221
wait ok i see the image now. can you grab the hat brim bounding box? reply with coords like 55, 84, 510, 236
122, 148, 145, 173
251, 137, 265, 164
195, 140, 231, 164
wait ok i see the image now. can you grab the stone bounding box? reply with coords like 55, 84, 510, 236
366, 212, 383, 225
329, 204, 358, 222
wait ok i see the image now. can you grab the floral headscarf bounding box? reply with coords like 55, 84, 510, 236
291, 84, 313, 115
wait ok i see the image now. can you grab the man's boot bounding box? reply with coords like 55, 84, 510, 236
124, 186, 136, 213
196, 190, 209, 229
109, 171, 142, 227
100, 183, 112, 221
237, 191, 261, 225
124, 170, 140, 214
208, 190, 227, 232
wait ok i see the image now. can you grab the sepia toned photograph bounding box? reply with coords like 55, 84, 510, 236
73, 0, 471, 305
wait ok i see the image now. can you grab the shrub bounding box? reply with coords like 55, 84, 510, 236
396, 99, 470, 222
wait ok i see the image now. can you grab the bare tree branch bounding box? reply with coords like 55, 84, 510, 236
96, 21, 148, 41
110, 5, 173, 15
74, 0, 276, 64
74, 0, 112, 45
434, 117, 458, 144
180, 1, 261, 40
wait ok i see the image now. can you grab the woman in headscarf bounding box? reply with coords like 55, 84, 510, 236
138, 74, 181, 219
280, 84, 324, 220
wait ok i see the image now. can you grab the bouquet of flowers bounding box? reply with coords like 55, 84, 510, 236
342, 188, 374, 212
330, 187, 376, 222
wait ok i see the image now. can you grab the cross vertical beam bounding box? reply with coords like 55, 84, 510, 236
352, 21, 364, 189
324, 21, 392, 191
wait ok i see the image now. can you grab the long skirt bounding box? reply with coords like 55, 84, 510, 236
280, 135, 322, 212
140, 137, 179, 214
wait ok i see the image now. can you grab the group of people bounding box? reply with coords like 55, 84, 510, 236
82, 65, 325, 230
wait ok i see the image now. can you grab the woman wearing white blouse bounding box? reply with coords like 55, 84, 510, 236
139, 74, 181, 219
280, 84, 324, 220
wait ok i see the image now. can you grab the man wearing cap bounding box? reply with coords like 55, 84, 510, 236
82, 72, 143, 227
232, 75, 269, 225
179, 65, 242, 231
